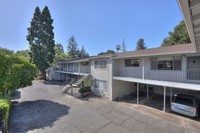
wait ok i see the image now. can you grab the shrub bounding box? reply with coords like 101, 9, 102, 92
0, 95, 11, 132
78, 75, 94, 93
79, 85, 91, 93
0, 54, 37, 95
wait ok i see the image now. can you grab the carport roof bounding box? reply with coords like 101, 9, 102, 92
113, 76, 200, 91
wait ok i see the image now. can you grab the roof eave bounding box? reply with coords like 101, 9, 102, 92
177, 0, 197, 52
112, 50, 196, 59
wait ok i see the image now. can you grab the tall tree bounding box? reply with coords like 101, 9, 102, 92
136, 38, 146, 50
0, 47, 14, 55
116, 44, 121, 52
121, 39, 126, 52
67, 36, 78, 59
78, 46, 89, 58
162, 20, 191, 46
27, 6, 55, 80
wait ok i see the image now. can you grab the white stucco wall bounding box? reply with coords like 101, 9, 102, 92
90, 58, 113, 99
114, 58, 142, 78
48, 68, 61, 80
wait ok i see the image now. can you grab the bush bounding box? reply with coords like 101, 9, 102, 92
0, 54, 37, 95
78, 75, 94, 93
0, 95, 11, 132
79, 85, 91, 93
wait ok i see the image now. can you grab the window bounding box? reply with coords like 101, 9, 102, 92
151, 57, 181, 70
157, 60, 173, 70
125, 59, 140, 67
174, 96, 194, 106
95, 60, 107, 68
81, 62, 89, 66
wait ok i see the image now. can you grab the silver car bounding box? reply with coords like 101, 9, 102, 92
171, 94, 198, 117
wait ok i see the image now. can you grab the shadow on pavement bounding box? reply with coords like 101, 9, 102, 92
11, 90, 21, 100
9, 100, 70, 133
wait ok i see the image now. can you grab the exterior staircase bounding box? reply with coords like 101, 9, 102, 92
60, 75, 89, 95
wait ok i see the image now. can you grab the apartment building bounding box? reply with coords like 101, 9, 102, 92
48, 0, 200, 112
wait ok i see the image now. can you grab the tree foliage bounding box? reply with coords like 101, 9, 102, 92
67, 36, 78, 59
136, 38, 146, 50
54, 43, 69, 62
0, 53, 36, 95
121, 39, 126, 52
14, 50, 30, 62
0, 47, 14, 56
27, 6, 55, 79
116, 39, 126, 52
67, 36, 89, 59
98, 50, 115, 55
55, 43, 64, 53
77, 46, 89, 58
116, 44, 121, 52
162, 20, 191, 46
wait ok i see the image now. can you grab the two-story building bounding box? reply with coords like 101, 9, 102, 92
49, 43, 200, 111
48, 0, 200, 112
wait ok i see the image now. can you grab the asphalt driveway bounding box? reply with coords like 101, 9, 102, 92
9, 80, 199, 133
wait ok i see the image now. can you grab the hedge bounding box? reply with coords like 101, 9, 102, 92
0, 95, 11, 133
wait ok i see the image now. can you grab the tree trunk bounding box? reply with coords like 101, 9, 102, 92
42, 71, 46, 80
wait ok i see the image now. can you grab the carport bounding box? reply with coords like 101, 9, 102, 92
113, 77, 200, 112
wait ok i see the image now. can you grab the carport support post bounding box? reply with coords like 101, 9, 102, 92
142, 58, 144, 79
163, 86, 166, 112
137, 83, 139, 104
67, 63, 68, 71
170, 87, 172, 104
70, 83, 73, 96
79, 63, 80, 74
147, 84, 149, 99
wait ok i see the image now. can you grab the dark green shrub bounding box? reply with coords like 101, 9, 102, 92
79, 85, 91, 93
78, 75, 94, 93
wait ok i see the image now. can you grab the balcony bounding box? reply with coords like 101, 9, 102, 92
54, 65, 90, 75
144, 70, 186, 82
114, 67, 200, 84
187, 68, 200, 80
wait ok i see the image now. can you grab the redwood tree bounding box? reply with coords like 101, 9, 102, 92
27, 6, 55, 79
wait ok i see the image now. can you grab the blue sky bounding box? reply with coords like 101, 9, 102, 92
0, 0, 183, 55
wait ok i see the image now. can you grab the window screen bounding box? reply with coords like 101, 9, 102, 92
151, 57, 181, 70
95, 60, 107, 68
125, 59, 140, 67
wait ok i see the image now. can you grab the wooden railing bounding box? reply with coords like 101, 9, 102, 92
55, 66, 90, 74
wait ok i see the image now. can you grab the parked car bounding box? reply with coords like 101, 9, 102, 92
171, 94, 198, 117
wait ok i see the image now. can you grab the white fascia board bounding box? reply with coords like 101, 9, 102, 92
177, 0, 197, 52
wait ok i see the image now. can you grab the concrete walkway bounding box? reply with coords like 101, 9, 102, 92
9, 80, 199, 133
